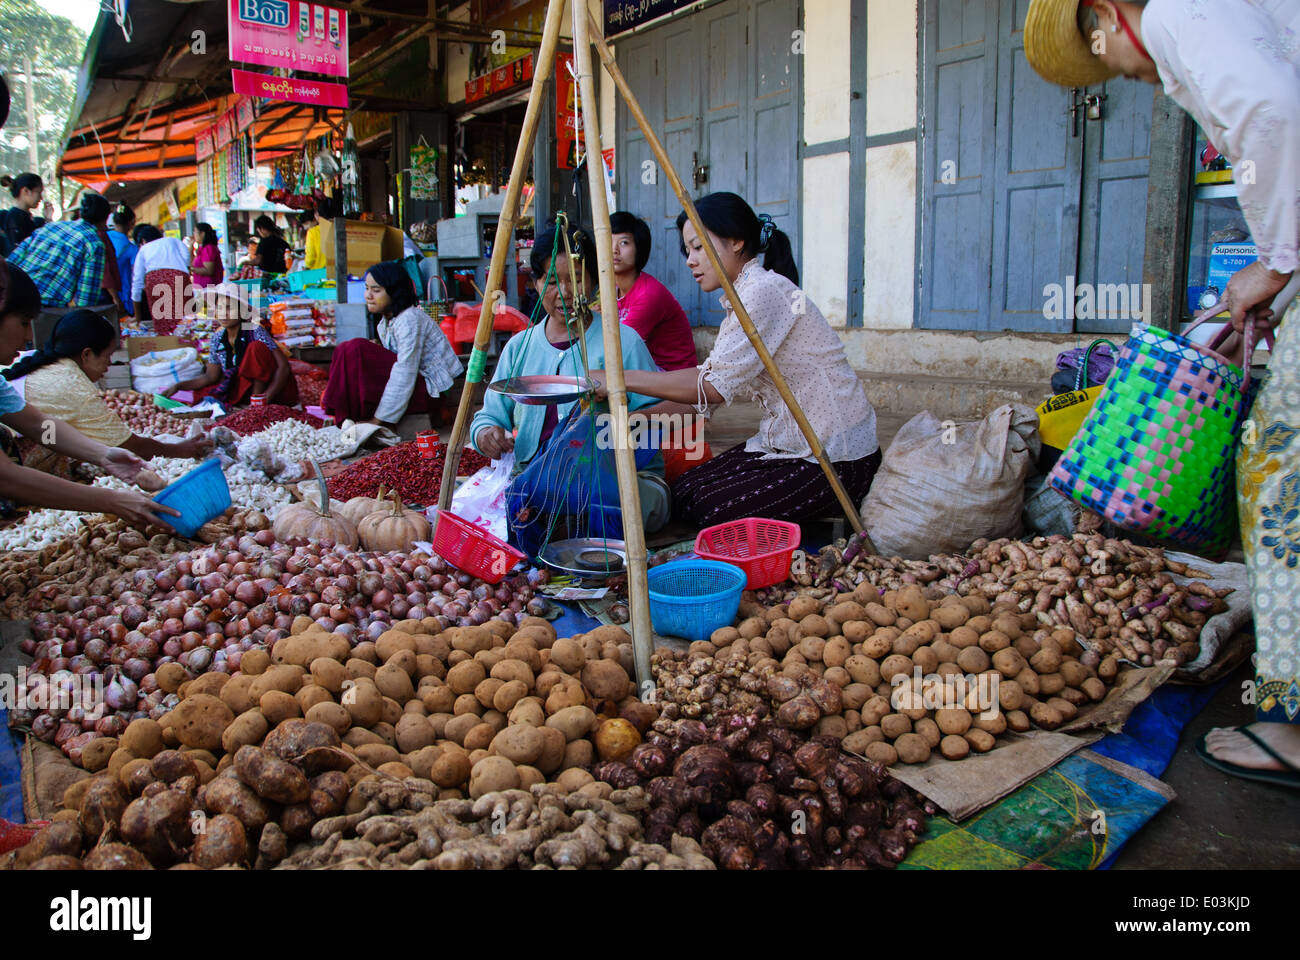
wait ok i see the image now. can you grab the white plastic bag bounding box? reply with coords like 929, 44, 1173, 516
862, 404, 1041, 559
444, 453, 514, 541
130, 347, 202, 393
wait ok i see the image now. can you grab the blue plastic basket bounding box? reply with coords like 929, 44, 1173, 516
152, 458, 232, 538
647, 559, 747, 644
287, 268, 328, 292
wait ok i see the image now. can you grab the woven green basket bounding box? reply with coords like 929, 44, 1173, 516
1048, 315, 1253, 554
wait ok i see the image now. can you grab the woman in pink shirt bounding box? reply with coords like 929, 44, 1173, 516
190, 222, 224, 289
610, 211, 697, 371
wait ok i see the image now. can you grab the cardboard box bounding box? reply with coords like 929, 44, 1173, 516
125, 335, 182, 360
319, 220, 406, 274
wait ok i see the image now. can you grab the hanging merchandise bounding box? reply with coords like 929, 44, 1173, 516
409, 136, 439, 201
298, 145, 316, 195
341, 123, 360, 216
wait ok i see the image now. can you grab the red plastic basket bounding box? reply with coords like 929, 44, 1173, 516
432, 510, 525, 584
694, 517, 801, 590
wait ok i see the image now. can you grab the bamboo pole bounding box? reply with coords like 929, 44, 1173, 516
571, 2, 655, 691
586, 11, 865, 534
435, 0, 568, 514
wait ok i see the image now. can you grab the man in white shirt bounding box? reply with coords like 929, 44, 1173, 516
131, 225, 194, 329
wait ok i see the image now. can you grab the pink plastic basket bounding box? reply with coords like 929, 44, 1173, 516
432, 510, 525, 584
694, 517, 801, 590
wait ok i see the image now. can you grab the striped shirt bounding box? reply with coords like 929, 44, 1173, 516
8, 219, 106, 307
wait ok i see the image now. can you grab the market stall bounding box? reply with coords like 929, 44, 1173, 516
0, 0, 1274, 877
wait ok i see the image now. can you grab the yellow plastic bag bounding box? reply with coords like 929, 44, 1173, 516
1036, 386, 1101, 451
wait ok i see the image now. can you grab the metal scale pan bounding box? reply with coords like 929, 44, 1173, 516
538, 538, 627, 579
488, 374, 596, 406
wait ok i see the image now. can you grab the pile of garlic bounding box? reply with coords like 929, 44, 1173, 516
0, 510, 89, 552
240, 419, 348, 465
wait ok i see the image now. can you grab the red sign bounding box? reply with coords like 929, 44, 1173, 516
232, 67, 349, 108
556, 52, 582, 170
196, 130, 214, 162
465, 52, 534, 105
227, 0, 349, 78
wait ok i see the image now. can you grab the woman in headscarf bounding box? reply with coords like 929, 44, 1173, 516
1025, 0, 1300, 785
163, 283, 297, 407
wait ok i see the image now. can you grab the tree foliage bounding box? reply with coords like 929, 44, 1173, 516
0, 0, 88, 190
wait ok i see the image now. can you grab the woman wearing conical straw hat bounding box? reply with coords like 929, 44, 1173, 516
1026, 0, 1300, 788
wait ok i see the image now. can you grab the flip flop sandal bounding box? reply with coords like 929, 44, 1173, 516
1195, 725, 1300, 789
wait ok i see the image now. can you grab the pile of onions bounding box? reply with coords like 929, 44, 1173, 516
17, 537, 545, 757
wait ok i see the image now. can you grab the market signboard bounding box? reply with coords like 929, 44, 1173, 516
227, 0, 349, 78
603, 0, 696, 37
232, 68, 349, 108
465, 51, 535, 105
556, 52, 583, 170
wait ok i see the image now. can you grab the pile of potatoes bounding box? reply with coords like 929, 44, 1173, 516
34, 617, 660, 865
171, 616, 652, 796
682, 583, 1119, 766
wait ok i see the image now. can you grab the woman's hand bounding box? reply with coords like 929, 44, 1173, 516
104, 489, 180, 532
588, 370, 608, 401
176, 435, 214, 460
476, 425, 515, 460
160, 383, 180, 398
1227, 262, 1292, 331
100, 446, 150, 484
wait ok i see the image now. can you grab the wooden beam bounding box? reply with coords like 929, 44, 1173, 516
256, 105, 309, 141
1142, 91, 1196, 331
349, 22, 437, 81
158, 113, 175, 169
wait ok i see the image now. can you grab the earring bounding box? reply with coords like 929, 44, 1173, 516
1111, 24, 1118, 32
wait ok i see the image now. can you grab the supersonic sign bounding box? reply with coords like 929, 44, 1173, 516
227, 0, 349, 78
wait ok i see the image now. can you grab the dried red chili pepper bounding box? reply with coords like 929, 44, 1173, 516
209, 404, 323, 437
328, 441, 491, 505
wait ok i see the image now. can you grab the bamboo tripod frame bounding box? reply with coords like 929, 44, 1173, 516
436, 0, 867, 689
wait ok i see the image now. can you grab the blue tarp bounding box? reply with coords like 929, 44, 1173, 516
1, 708, 24, 822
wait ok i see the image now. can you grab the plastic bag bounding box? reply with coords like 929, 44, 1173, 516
446, 453, 514, 541
235, 437, 287, 480
862, 404, 1041, 559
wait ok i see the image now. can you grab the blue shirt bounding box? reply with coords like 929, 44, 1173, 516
8, 220, 105, 307
108, 230, 138, 313
0, 379, 26, 417
470, 315, 661, 467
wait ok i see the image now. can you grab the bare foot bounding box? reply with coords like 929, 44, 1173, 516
1204, 722, 1300, 771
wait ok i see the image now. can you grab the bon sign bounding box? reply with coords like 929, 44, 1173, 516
227, 0, 349, 78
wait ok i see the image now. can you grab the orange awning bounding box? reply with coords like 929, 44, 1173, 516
61, 96, 343, 185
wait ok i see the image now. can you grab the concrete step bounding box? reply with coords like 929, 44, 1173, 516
860, 372, 1047, 424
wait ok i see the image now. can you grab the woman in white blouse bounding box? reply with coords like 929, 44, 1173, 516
1026, 0, 1300, 784
321, 261, 463, 426
593, 192, 881, 527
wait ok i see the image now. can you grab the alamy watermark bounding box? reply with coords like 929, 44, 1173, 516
1, 667, 104, 712
890, 666, 1001, 720
1043, 277, 1152, 324
147, 278, 259, 323
593, 412, 708, 461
